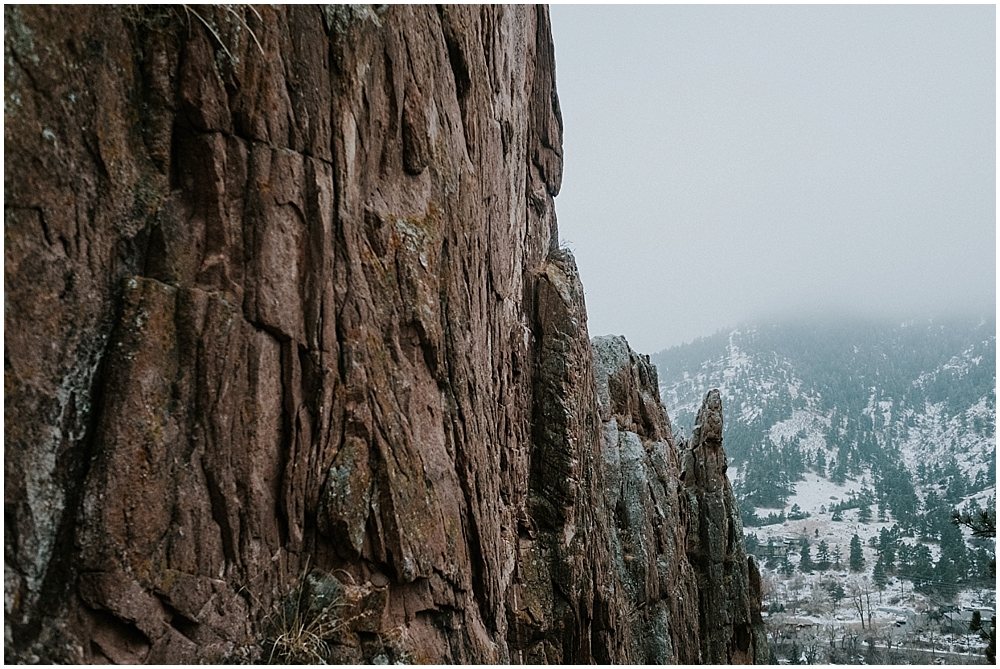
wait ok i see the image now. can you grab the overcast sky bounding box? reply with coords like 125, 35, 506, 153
549, 4, 996, 354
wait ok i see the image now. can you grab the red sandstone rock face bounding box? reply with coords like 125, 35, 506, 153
4, 5, 760, 664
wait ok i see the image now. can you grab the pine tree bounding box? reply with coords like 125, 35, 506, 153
799, 542, 814, 573
780, 554, 795, 576
896, 542, 911, 566
922, 490, 943, 539
910, 544, 935, 592
832, 546, 843, 570
817, 540, 830, 570
969, 611, 996, 663
849, 534, 865, 572
873, 556, 888, 589
938, 519, 969, 583
935, 555, 959, 600
831, 456, 847, 484
945, 465, 969, 504
877, 527, 896, 568
825, 581, 846, 606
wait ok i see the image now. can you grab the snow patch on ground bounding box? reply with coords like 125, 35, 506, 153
897, 400, 995, 482
784, 472, 862, 514
768, 410, 830, 452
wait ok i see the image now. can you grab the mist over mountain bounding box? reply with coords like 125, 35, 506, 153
551, 4, 996, 354
655, 316, 995, 501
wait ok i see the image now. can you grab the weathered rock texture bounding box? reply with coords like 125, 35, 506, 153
593, 335, 700, 663
5, 4, 761, 663
681, 389, 768, 664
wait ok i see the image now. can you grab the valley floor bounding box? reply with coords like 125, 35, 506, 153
740, 472, 995, 664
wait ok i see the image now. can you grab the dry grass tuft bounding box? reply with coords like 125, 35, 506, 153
262, 575, 348, 664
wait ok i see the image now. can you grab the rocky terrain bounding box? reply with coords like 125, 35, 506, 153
5, 5, 763, 663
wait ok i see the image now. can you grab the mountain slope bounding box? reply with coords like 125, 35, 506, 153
653, 317, 996, 511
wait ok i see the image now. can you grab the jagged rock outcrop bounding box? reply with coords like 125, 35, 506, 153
592, 335, 701, 663
681, 389, 768, 663
592, 338, 766, 664
5, 4, 760, 664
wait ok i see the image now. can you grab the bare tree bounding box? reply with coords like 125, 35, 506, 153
822, 624, 838, 651
851, 591, 866, 630
864, 635, 880, 664
849, 578, 875, 630
879, 625, 899, 663
803, 633, 822, 665
925, 619, 942, 662
862, 582, 874, 630
841, 628, 861, 658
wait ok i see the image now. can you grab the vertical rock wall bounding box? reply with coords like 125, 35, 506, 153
592, 335, 701, 663
5, 4, 761, 664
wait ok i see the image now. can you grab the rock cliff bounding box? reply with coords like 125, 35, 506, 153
5, 5, 762, 663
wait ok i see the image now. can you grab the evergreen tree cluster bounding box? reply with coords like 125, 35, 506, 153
861, 501, 997, 598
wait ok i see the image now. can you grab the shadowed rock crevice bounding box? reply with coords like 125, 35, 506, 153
5, 5, 761, 663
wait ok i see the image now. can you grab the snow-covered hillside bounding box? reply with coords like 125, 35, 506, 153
653, 317, 996, 664
654, 318, 995, 492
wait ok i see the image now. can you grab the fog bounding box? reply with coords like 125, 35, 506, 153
549, 4, 996, 354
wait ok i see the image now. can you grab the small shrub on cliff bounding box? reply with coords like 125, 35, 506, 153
261, 575, 346, 664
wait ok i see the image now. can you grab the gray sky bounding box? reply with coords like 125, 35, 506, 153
549, 4, 996, 353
